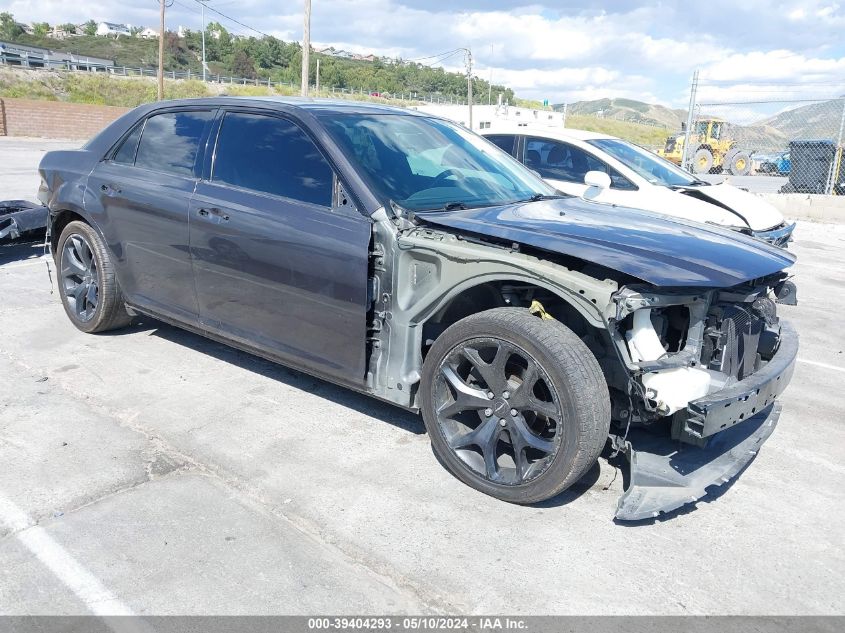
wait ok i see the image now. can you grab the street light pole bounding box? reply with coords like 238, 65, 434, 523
158, 0, 165, 100
488, 42, 492, 105
200, 1, 206, 82
465, 48, 473, 129
301, 0, 311, 96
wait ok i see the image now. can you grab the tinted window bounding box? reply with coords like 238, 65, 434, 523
135, 111, 212, 177
212, 113, 333, 207
525, 137, 635, 190
486, 134, 516, 156
112, 124, 142, 165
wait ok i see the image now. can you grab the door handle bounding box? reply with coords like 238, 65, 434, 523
197, 208, 230, 222
200, 207, 229, 222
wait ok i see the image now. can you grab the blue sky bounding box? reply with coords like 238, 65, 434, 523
6, 1, 845, 105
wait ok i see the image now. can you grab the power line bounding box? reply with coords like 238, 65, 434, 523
700, 78, 845, 87
170, 0, 273, 38
699, 98, 843, 106
412, 49, 465, 68
406, 48, 463, 62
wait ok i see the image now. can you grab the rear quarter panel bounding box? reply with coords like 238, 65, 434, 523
38, 149, 100, 217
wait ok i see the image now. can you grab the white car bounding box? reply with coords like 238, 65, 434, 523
480, 125, 794, 246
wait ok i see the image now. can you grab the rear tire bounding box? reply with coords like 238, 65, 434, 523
692, 148, 714, 173
420, 308, 611, 504
728, 150, 751, 175
57, 220, 132, 334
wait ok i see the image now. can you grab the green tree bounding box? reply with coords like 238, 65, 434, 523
32, 22, 50, 37
231, 49, 256, 79
82, 19, 97, 36
0, 12, 23, 39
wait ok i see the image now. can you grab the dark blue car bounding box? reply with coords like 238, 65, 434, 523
38, 98, 798, 520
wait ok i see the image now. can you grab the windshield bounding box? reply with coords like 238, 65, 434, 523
320, 113, 556, 211
588, 138, 702, 188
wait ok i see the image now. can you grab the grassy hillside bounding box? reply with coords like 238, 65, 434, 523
12, 33, 164, 68
560, 98, 686, 129
0, 66, 437, 109
758, 100, 844, 144
565, 114, 671, 148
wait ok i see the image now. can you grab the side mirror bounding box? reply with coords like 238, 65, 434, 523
584, 170, 611, 190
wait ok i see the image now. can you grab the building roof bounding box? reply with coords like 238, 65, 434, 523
481, 121, 616, 142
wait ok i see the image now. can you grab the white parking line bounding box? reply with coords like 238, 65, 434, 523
797, 358, 845, 373
0, 492, 134, 617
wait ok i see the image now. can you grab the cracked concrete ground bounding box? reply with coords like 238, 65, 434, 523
0, 137, 844, 615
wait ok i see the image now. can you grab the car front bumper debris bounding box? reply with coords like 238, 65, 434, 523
614, 320, 797, 521
615, 403, 782, 521
0, 200, 48, 241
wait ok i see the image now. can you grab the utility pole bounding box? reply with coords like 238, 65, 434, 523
301, 0, 311, 96
316, 58, 320, 94
487, 43, 493, 105
158, 0, 166, 100
827, 97, 845, 195
466, 48, 473, 129
199, 1, 208, 82
679, 69, 699, 173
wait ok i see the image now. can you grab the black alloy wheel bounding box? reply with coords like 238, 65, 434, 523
433, 337, 562, 485
60, 233, 99, 322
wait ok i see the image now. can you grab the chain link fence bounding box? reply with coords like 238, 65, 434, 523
676, 76, 845, 195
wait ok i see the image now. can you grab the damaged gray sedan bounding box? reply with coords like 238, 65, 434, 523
38, 98, 798, 520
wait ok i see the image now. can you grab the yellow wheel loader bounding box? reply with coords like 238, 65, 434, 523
658, 118, 752, 175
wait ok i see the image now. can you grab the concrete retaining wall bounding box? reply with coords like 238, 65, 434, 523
758, 193, 845, 224
0, 98, 129, 141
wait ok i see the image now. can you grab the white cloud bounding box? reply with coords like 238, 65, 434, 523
3, 0, 845, 106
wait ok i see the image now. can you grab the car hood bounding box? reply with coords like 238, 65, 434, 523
683, 182, 784, 231
415, 198, 795, 288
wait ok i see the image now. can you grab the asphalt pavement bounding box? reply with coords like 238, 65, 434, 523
1, 137, 843, 616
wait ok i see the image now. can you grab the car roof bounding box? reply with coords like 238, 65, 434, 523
140, 96, 429, 116
481, 124, 617, 142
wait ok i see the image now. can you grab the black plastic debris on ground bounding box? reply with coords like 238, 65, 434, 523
0, 200, 48, 241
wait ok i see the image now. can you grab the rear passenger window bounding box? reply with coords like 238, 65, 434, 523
212, 112, 333, 207
112, 124, 143, 165
486, 135, 517, 156
134, 111, 212, 177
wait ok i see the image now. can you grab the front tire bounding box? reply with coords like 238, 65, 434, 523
420, 308, 611, 504
693, 148, 714, 173
57, 220, 132, 333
